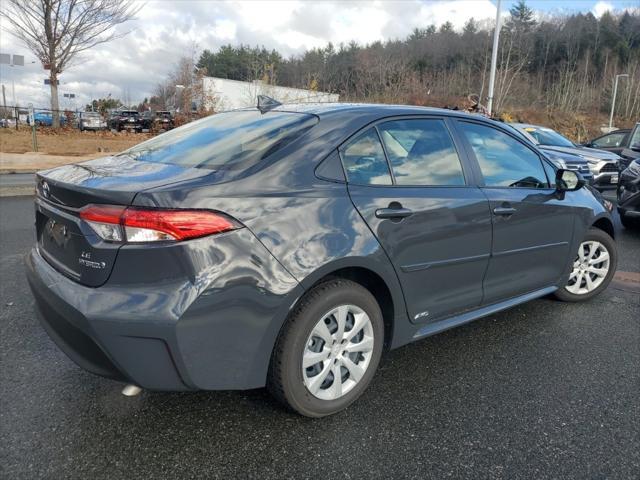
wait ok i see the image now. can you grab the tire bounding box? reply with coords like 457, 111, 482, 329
553, 228, 617, 302
268, 279, 384, 417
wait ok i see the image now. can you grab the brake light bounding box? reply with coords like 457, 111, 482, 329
79, 205, 240, 243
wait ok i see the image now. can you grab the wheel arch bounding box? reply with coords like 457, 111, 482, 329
306, 266, 396, 349
591, 215, 615, 239
294, 257, 409, 351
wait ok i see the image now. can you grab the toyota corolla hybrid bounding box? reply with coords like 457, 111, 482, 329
26, 103, 617, 417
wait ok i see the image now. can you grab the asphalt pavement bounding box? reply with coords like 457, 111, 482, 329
1, 195, 638, 479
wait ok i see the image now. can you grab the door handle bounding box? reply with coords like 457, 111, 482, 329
493, 207, 517, 216
375, 207, 413, 219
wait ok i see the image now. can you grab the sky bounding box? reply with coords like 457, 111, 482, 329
0, 0, 637, 109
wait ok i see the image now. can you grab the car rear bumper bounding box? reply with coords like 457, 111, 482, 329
26, 248, 193, 390
25, 228, 302, 391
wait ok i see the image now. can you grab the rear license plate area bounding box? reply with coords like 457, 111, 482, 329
37, 212, 83, 276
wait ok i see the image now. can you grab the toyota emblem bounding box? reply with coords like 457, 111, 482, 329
42, 181, 50, 198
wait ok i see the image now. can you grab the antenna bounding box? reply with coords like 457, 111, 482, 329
257, 95, 281, 114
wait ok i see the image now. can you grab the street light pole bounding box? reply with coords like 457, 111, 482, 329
487, 0, 502, 117
608, 73, 629, 130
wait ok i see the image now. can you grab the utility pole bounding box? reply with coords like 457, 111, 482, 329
487, 0, 502, 117
608, 73, 629, 130
2, 84, 7, 124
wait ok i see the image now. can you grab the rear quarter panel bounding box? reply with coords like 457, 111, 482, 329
133, 112, 413, 351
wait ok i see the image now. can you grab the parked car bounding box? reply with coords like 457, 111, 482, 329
619, 122, 640, 170
27, 104, 617, 417
583, 128, 631, 156
79, 112, 107, 131
139, 110, 174, 132
108, 110, 141, 132
617, 158, 640, 229
30, 111, 67, 127
510, 123, 622, 189
0, 117, 16, 128
502, 123, 594, 184
139, 111, 154, 132
154, 110, 174, 131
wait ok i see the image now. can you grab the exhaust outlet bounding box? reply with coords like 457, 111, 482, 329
121, 384, 142, 397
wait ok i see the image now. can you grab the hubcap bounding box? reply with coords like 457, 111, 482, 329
565, 240, 610, 295
302, 304, 374, 401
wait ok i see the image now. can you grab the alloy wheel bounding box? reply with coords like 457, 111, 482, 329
565, 240, 611, 295
302, 304, 375, 401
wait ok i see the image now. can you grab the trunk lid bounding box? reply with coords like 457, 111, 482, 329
35, 155, 211, 287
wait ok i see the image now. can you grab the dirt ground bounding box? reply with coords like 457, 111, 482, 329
0, 127, 151, 155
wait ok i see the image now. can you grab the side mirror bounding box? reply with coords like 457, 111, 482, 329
556, 169, 585, 192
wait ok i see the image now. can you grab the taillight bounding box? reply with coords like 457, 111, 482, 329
79, 204, 240, 243
80, 205, 126, 242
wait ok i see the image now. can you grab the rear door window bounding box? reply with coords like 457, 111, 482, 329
120, 110, 318, 171
340, 129, 392, 185
377, 119, 465, 186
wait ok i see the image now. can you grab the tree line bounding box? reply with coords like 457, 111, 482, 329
194, 1, 640, 121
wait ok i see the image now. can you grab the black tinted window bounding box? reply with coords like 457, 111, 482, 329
459, 122, 549, 188
120, 110, 317, 170
378, 119, 465, 186
341, 129, 392, 185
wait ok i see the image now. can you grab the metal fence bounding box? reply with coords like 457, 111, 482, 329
0, 105, 194, 133
0, 105, 99, 130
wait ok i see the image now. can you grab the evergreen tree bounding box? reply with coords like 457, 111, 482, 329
508, 0, 536, 33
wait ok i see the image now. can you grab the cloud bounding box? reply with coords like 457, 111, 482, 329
592, 1, 614, 17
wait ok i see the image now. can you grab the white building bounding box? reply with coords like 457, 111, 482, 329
201, 77, 339, 112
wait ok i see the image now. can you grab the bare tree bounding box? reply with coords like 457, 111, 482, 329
1, 0, 139, 127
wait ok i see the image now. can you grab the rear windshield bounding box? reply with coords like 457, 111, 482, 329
119, 110, 318, 170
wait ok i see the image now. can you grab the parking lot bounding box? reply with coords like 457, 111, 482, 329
0, 193, 638, 479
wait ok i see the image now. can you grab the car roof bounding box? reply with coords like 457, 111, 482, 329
260, 102, 490, 121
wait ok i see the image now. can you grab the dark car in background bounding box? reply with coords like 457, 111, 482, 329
510, 123, 622, 189
140, 110, 174, 132
139, 111, 154, 132
619, 122, 640, 170
617, 158, 640, 229
154, 110, 174, 131
108, 110, 141, 132
583, 128, 631, 156
26, 104, 617, 417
